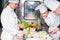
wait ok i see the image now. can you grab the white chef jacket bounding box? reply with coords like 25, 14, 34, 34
35, 2, 60, 30
44, 12, 60, 39
1, 6, 19, 40
44, 0, 60, 31
44, 12, 60, 32
35, 1, 60, 39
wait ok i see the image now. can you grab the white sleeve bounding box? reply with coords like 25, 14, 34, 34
44, 0, 60, 11
1, 10, 19, 36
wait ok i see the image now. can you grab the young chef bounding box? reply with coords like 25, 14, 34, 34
35, 2, 60, 40
1, 0, 24, 40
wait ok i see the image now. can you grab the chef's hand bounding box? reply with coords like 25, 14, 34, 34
18, 30, 24, 36
17, 30, 24, 40
18, 24, 24, 29
50, 28, 59, 34
54, 5, 60, 15
51, 29, 57, 34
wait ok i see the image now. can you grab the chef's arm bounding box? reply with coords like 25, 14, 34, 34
49, 27, 59, 34
44, 0, 60, 15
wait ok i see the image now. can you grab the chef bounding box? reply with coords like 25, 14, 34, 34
1, 0, 24, 40
35, 2, 60, 40
44, 0, 60, 39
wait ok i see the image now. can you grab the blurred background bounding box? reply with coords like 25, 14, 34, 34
0, 0, 2, 40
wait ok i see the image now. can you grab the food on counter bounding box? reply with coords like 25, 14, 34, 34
18, 20, 52, 40
22, 21, 29, 29
18, 19, 30, 34
27, 31, 52, 40
29, 22, 38, 27
18, 20, 29, 28
26, 27, 30, 34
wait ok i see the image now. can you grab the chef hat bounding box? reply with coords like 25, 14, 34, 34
44, 0, 60, 11
8, 0, 19, 3
35, 3, 47, 13
48, 26, 58, 32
